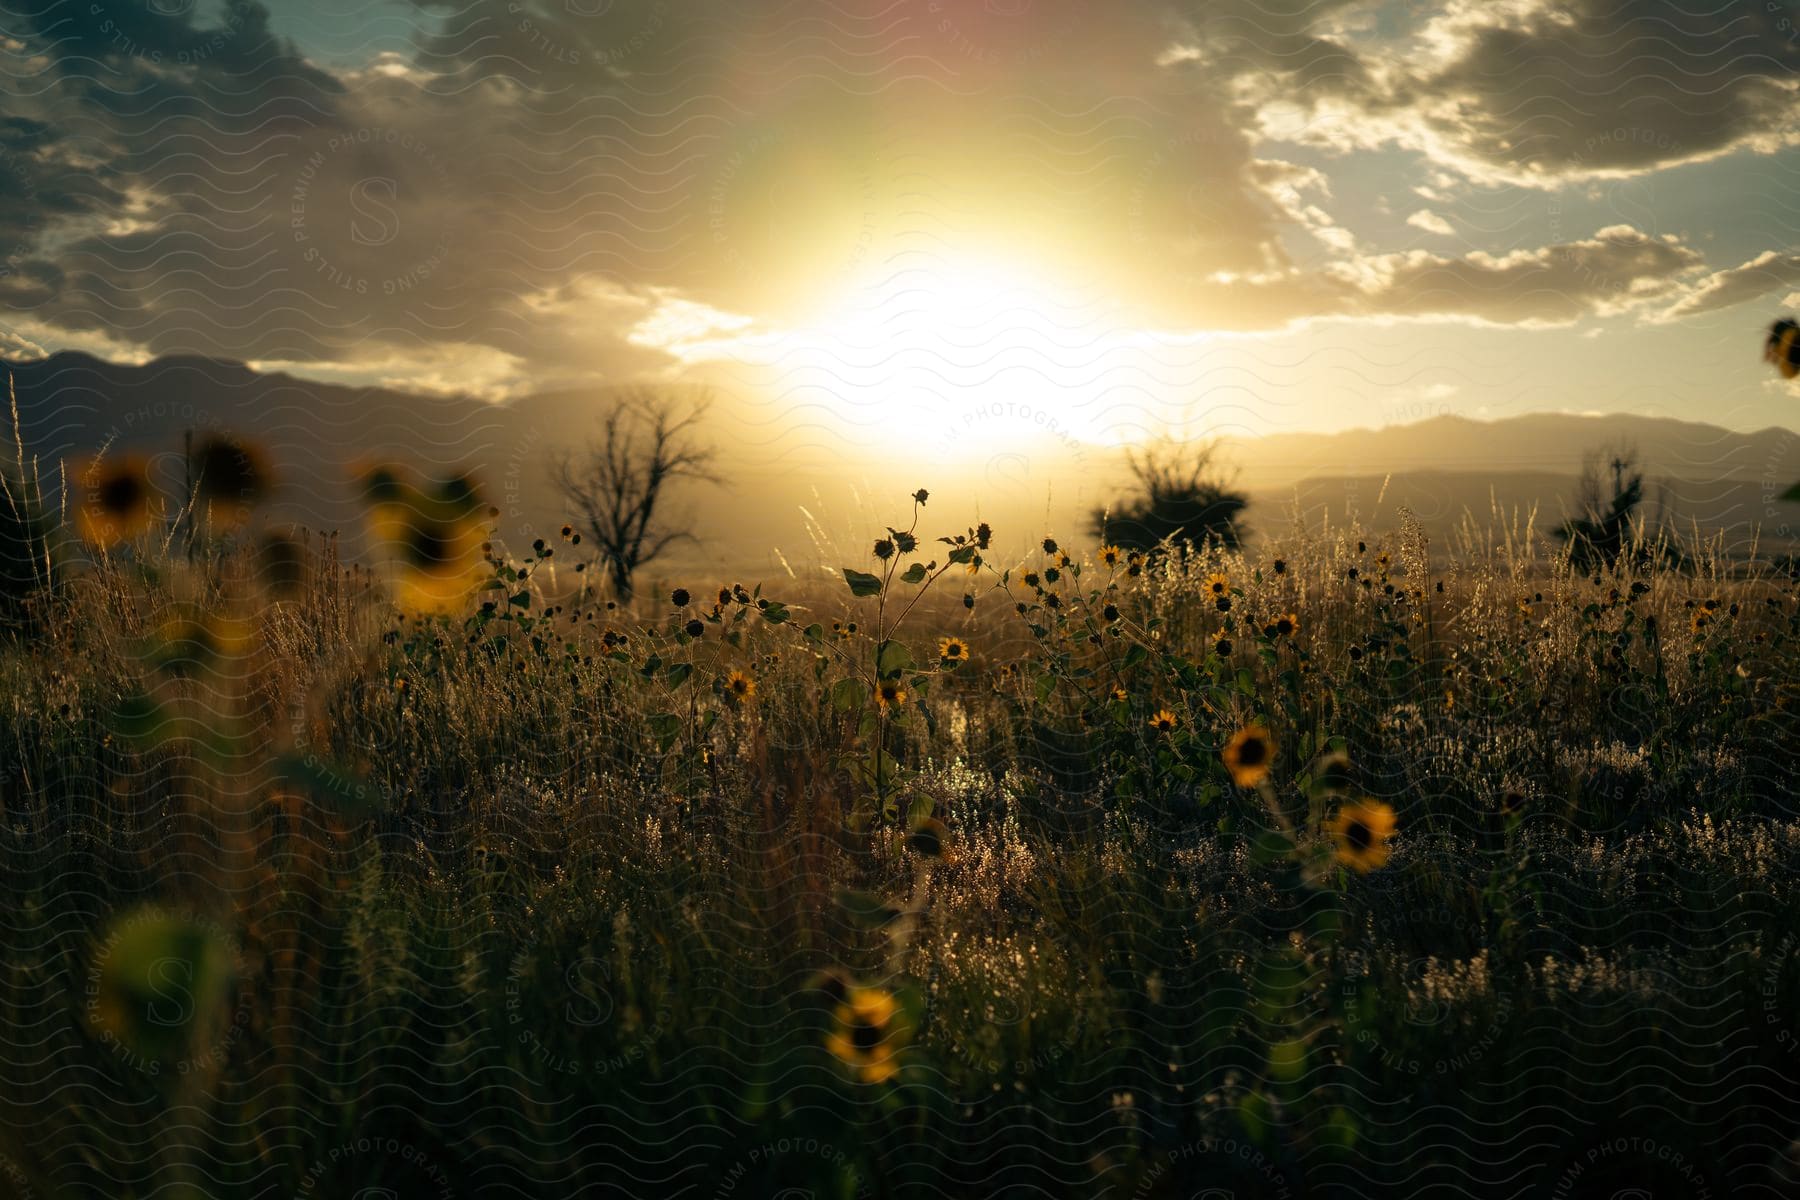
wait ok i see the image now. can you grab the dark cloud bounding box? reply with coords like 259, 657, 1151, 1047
1247, 0, 1800, 181
1412, 0, 1798, 179
0, 0, 1785, 386
1659, 250, 1800, 320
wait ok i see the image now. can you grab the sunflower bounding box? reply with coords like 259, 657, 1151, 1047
1222, 725, 1275, 787
392, 514, 487, 615
875, 681, 908, 709
1100, 545, 1122, 568
1327, 800, 1398, 873
825, 985, 904, 1084
75, 455, 157, 547
1271, 612, 1298, 638
255, 531, 308, 597
906, 816, 952, 862
189, 435, 272, 521
1147, 708, 1179, 734
1111, 687, 1129, 703
938, 636, 969, 665
725, 670, 755, 700
1767, 318, 1799, 380
1205, 573, 1230, 598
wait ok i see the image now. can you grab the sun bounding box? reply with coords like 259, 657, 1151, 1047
668, 256, 1171, 465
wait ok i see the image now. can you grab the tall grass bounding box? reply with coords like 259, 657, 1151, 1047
0, 479, 1796, 1198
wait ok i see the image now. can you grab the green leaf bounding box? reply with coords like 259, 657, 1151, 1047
1250, 829, 1296, 866
761, 602, 789, 624
1781, 480, 1800, 503
664, 662, 692, 687
835, 889, 902, 929
829, 678, 868, 711
110, 691, 173, 749
646, 713, 682, 751
804, 622, 825, 643
90, 909, 234, 1064
274, 753, 386, 821
843, 567, 883, 597
876, 640, 914, 678
509, 589, 532, 608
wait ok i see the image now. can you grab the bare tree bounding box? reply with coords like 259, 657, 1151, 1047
553, 390, 718, 603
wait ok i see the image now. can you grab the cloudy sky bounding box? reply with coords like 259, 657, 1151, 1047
1, 0, 1797, 472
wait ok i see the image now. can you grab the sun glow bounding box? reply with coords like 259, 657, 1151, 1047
668, 258, 1199, 466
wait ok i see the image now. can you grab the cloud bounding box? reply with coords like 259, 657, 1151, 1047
0, 0, 1783, 390
1406, 209, 1455, 236
1233, 0, 1800, 184
1658, 250, 1800, 320
0, 327, 45, 359
1178, 225, 1704, 329
1347, 226, 1702, 323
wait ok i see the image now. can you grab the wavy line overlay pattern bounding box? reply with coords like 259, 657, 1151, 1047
0, 0, 1798, 1197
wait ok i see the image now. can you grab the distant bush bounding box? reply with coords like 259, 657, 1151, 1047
1090, 438, 1247, 552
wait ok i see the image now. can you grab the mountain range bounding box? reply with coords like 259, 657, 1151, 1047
3, 352, 1796, 570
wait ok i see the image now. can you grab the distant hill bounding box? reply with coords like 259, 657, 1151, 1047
1246, 470, 1799, 558
3, 353, 1796, 571
1221, 412, 1800, 488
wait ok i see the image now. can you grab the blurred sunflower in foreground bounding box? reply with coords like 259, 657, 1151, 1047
74, 454, 156, 547
189, 435, 273, 524
1328, 800, 1398, 873
355, 464, 490, 614
1767, 317, 1798, 380
1222, 725, 1274, 787
825, 984, 905, 1084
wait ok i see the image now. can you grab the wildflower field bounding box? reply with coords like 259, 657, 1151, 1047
2, 478, 1798, 1199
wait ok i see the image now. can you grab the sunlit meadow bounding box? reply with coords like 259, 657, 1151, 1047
1, 415, 1796, 1198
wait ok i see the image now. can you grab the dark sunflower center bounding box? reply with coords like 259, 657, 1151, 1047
98, 473, 145, 512
1346, 819, 1372, 851
852, 1020, 884, 1052
1237, 738, 1267, 767
406, 524, 453, 568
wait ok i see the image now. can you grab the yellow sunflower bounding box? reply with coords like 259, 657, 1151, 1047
392, 515, 487, 615
1222, 725, 1275, 787
1148, 708, 1179, 734
825, 986, 904, 1083
1327, 800, 1398, 873
1767, 318, 1799, 380
75, 454, 157, 547
1100, 546, 1122, 568
1205, 573, 1230, 598
189, 434, 272, 523
726, 670, 755, 700
938, 636, 969, 665
875, 681, 908, 709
